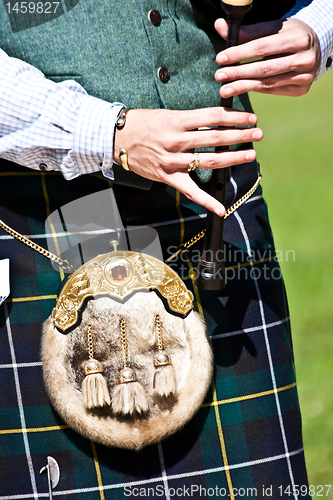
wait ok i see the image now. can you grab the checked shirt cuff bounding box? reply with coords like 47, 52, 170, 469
284, 0, 333, 79
72, 96, 124, 181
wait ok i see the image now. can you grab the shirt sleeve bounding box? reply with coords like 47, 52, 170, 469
0, 48, 125, 180
283, 0, 333, 79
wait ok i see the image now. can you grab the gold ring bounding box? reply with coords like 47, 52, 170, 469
187, 152, 200, 172
119, 149, 131, 171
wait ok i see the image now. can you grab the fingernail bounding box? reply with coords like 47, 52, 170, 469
222, 87, 233, 97
214, 207, 225, 217
217, 54, 228, 64
216, 72, 228, 81
252, 130, 262, 140
248, 114, 258, 125
246, 151, 256, 161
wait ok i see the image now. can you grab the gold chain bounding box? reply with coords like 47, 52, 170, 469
120, 318, 129, 368
87, 324, 94, 360
224, 173, 262, 218
155, 315, 164, 352
0, 219, 72, 271
0, 173, 261, 269
166, 173, 262, 262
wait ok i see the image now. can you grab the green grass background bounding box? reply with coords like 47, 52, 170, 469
251, 71, 333, 490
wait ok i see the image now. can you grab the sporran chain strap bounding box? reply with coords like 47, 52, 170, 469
0, 219, 72, 271
0, 173, 261, 269
166, 172, 262, 262
87, 325, 95, 361
120, 318, 130, 368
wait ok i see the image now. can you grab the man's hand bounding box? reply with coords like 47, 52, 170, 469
215, 18, 321, 97
114, 107, 263, 216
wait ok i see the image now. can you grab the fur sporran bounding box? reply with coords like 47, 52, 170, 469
42, 250, 213, 450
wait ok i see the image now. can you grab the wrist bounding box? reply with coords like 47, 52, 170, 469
113, 107, 131, 164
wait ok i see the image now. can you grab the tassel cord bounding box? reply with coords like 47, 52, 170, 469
155, 315, 164, 353
82, 324, 111, 409
112, 318, 149, 414
153, 315, 176, 397
87, 325, 95, 360
120, 318, 129, 368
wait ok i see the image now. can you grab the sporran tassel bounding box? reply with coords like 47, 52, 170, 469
153, 315, 176, 397
82, 325, 111, 409
111, 319, 148, 415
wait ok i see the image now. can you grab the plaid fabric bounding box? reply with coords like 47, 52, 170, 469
0, 159, 309, 499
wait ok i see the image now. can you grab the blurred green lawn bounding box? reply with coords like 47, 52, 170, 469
251, 71, 333, 490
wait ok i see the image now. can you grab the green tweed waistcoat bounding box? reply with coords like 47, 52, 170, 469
0, 0, 253, 188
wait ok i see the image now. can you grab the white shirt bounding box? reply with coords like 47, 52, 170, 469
0, 0, 332, 180
284, 0, 333, 78
0, 49, 123, 180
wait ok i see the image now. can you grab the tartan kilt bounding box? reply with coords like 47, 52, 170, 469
0, 158, 310, 499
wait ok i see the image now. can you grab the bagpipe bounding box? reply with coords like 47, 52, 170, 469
195, 0, 253, 290
194, 0, 297, 290
192, 0, 297, 26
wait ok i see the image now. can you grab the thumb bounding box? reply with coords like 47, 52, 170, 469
215, 18, 283, 44
214, 18, 229, 41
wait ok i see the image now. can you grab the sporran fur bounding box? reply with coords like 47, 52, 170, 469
41, 251, 213, 449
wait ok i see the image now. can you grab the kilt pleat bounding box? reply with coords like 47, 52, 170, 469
0, 160, 309, 499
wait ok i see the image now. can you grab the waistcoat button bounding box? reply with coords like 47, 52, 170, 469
148, 9, 161, 26
326, 57, 332, 69
158, 66, 170, 83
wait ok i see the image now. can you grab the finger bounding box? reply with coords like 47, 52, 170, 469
216, 27, 309, 67
178, 107, 258, 131
181, 148, 257, 171
219, 71, 314, 98
257, 84, 311, 97
214, 18, 228, 41
166, 172, 226, 216
216, 55, 294, 84
183, 127, 263, 150
216, 49, 316, 85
